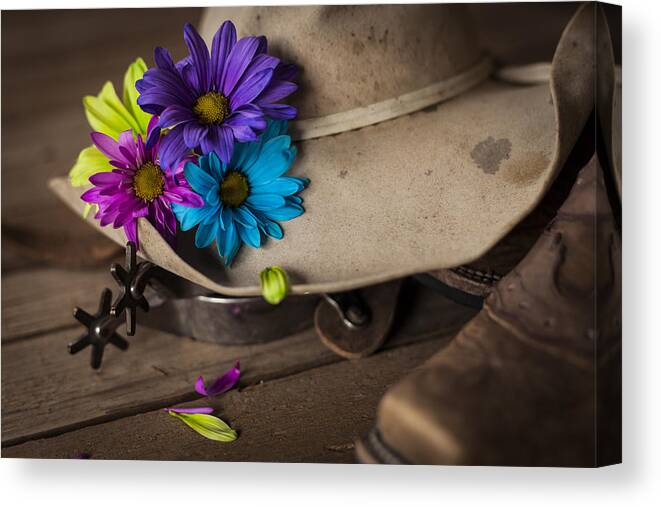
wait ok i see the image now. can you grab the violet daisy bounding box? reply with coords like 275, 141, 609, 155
81, 119, 204, 249
136, 20, 298, 169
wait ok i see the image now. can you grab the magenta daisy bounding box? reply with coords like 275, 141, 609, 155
81, 120, 204, 249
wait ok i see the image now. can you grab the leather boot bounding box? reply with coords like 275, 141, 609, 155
356, 155, 621, 466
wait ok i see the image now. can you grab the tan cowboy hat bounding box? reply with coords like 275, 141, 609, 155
51, 3, 607, 296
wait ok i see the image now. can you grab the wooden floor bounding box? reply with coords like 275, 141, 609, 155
1, 265, 476, 462
0, 9, 478, 462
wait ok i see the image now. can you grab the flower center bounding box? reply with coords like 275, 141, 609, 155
220, 170, 250, 208
193, 92, 229, 125
133, 161, 165, 202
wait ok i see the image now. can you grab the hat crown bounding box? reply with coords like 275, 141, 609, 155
200, 5, 483, 119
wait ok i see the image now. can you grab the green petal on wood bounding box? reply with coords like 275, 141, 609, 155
122, 57, 151, 136
69, 145, 113, 187
168, 411, 238, 442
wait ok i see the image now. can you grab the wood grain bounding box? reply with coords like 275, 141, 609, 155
2, 339, 442, 462
1, 283, 476, 446
1, 268, 116, 342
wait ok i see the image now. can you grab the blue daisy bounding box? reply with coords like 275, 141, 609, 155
172, 120, 308, 266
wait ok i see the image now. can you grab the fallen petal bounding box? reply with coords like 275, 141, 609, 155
164, 406, 214, 414
195, 360, 240, 397
168, 411, 238, 442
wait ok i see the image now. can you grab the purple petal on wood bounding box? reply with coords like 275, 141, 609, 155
165, 406, 215, 414
194, 375, 207, 395
194, 360, 240, 397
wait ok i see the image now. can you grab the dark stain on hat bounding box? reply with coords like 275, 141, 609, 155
471, 137, 512, 175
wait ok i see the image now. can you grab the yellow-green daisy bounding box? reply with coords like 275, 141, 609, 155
69, 57, 152, 188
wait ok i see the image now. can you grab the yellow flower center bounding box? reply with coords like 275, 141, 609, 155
220, 170, 250, 208
133, 161, 165, 202
193, 92, 229, 124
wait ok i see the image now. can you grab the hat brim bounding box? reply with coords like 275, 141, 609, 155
50, 4, 600, 297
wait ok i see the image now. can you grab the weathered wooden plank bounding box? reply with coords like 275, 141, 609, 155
1, 268, 117, 342
1, 9, 201, 124
2, 339, 442, 462
1, 284, 476, 446
1, 9, 201, 65
1, 221, 122, 273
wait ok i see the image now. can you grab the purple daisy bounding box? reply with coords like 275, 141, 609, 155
81, 120, 204, 249
136, 20, 298, 168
